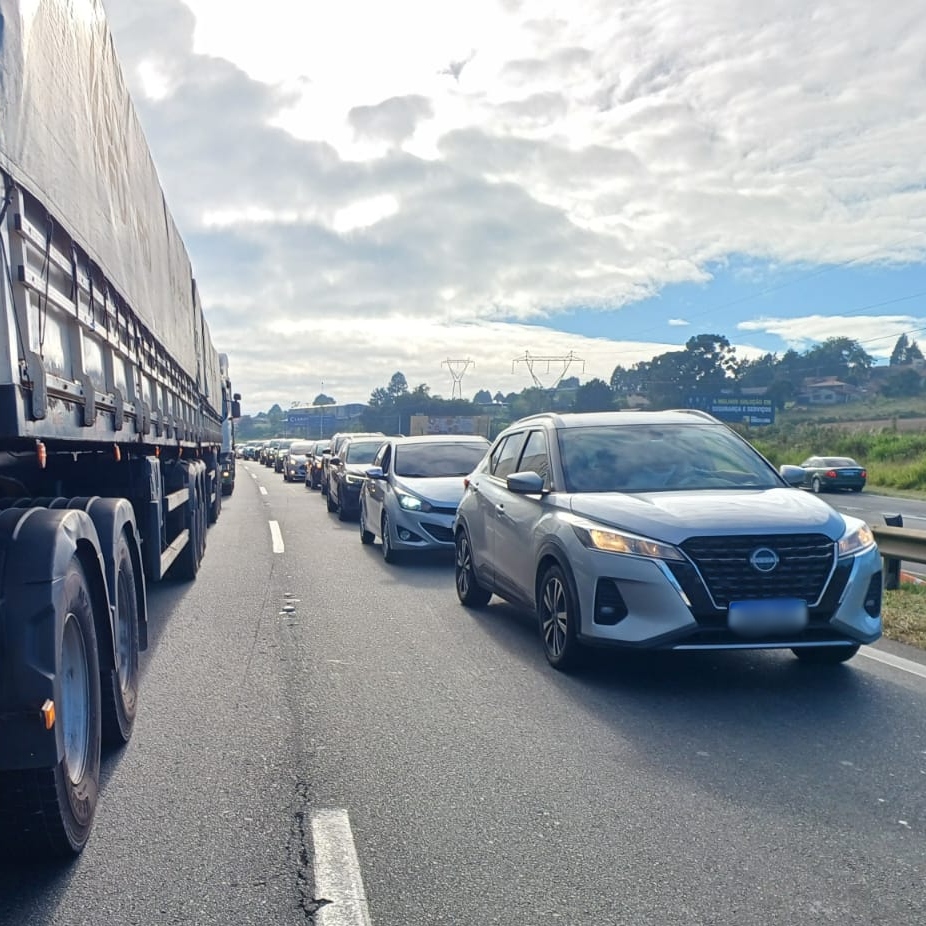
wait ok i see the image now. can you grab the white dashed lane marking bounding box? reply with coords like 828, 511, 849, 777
312, 809, 373, 926
269, 520, 284, 553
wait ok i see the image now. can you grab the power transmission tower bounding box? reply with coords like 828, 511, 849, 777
443, 358, 474, 400
512, 350, 585, 389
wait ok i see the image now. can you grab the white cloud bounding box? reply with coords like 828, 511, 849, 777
738, 315, 926, 360
100, 0, 926, 413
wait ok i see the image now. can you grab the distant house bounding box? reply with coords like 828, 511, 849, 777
800, 378, 860, 405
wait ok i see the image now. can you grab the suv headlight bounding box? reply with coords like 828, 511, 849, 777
396, 489, 432, 512
345, 473, 364, 485
572, 523, 685, 561
838, 522, 876, 557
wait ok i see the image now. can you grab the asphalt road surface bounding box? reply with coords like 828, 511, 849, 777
1, 466, 924, 925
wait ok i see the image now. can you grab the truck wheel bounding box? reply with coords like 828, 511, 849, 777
170, 470, 201, 580
101, 533, 139, 747
0, 557, 102, 857
210, 463, 222, 522
198, 470, 208, 560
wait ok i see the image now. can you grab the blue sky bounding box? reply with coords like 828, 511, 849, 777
102, 0, 926, 411
531, 258, 926, 367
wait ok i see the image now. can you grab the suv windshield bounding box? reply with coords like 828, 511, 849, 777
394, 441, 488, 477
344, 441, 384, 464
558, 423, 781, 493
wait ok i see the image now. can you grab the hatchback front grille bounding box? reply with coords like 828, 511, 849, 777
680, 533, 836, 608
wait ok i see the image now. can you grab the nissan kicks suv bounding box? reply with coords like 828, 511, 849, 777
453, 410, 882, 671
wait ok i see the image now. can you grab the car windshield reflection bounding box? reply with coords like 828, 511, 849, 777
344, 441, 385, 465
394, 442, 490, 478
558, 424, 781, 493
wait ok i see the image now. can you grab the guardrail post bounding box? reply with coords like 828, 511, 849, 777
883, 514, 903, 590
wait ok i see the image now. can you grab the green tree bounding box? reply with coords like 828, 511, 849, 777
367, 387, 392, 408
387, 372, 409, 398
890, 334, 924, 366
267, 403, 284, 433
881, 368, 923, 398
572, 378, 615, 412
802, 337, 874, 384
313, 393, 335, 405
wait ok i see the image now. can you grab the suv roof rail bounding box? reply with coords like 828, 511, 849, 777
669, 408, 720, 422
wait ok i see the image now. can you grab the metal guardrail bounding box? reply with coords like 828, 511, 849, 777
871, 519, 926, 589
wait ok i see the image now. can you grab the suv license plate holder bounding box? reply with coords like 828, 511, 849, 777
728, 598, 808, 637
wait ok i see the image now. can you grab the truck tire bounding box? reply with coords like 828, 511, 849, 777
100, 531, 140, 747
210, 462, 223, 523
197, 468, 208, 562
0, 556, 102, 857
169, 464, 203, 580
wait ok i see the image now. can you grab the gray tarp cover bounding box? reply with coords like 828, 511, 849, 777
0, 0, 219, 398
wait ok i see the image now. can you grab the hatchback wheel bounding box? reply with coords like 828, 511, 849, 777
455, 529, 491, 607
538, 564, 583, 671
359, 503, 375, 544
381, 514, 398, 563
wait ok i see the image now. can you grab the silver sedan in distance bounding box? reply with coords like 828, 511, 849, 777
359, 434, 491, 562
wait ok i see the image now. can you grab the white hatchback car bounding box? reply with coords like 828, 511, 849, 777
359, 434, 491, 562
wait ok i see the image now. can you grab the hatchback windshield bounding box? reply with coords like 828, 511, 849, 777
394, 441, 489, 478
558, 424, 781, 493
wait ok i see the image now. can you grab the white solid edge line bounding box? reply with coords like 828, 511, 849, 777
860, 646, 926, 680
269, 520, 285, 553
312, 809, 373, 926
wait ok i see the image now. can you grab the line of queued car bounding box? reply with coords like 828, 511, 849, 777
243, 414, 882, 673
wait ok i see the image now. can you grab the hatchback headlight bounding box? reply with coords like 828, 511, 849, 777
396, 489, 432, 512
838, 523, 876, 557
573, 524, 685, 561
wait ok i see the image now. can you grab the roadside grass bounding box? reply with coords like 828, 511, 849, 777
882, 583, 926, 649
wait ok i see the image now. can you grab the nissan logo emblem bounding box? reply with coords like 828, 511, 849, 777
750, 547, 779, 573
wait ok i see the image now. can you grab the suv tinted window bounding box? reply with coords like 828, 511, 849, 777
560, 423, 779, 493
518, 430, 550, 488
491, 433, 527, 479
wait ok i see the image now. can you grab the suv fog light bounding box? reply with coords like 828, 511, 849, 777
594, 579, 628, 626
864, 572, 882, 617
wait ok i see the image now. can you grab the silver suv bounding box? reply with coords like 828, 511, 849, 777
453, 410, 882, 671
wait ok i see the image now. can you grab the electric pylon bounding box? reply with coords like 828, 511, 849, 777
512, 350, 585, 389
443, 358, 474, 400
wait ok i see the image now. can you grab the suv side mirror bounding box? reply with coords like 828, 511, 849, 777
507, 471, 546, 494
779, 465, 805, 487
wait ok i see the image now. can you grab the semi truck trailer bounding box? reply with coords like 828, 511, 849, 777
0, 0, 239, 855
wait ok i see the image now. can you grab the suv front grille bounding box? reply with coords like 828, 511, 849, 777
679, 533, 836, 608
